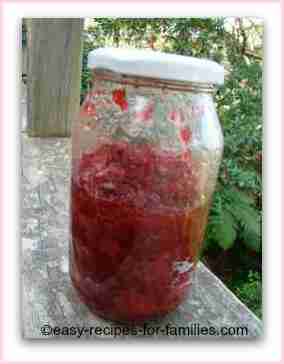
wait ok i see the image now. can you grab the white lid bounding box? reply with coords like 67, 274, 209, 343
88, 47, 224, 85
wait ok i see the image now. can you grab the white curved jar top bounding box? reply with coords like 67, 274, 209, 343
88, 47, 224, 86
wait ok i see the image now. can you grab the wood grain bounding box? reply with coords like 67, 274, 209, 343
26, 18, 83, 137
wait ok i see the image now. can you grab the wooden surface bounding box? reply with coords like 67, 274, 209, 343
21, 135, 263, 339
26, 18, 83, 137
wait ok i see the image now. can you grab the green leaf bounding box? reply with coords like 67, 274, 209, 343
213, 210, 237, 250
229, 203, 260, 234
223, 187, 261, 252
240, 213, 261, 252
241, 228, 261, 252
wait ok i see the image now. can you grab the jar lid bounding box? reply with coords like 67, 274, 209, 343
88, 47, 224, 86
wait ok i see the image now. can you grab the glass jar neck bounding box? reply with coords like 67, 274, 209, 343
92, 69, 215, 94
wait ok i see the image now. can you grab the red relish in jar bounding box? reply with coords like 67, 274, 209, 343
70, 48, 224, 322
71, 141, 209, 321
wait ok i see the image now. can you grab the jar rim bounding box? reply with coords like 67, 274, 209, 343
92, 69, 216, 94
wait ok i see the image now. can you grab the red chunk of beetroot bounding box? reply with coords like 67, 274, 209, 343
112, 89, 128, 111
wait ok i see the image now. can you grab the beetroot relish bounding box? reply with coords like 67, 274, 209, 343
71, 141, 209, 322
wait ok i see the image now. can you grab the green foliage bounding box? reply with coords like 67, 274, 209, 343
212, 209, 237, 250
206, 186, 261, 252
82, 17, 262, 256
229, 271, 262, 318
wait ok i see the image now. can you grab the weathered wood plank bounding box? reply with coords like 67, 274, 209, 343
26, 18, 83, 137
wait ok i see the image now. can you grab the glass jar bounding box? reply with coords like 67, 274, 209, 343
70, 48, 224, 322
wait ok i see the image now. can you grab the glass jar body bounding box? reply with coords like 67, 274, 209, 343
70, 72, 223, 322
